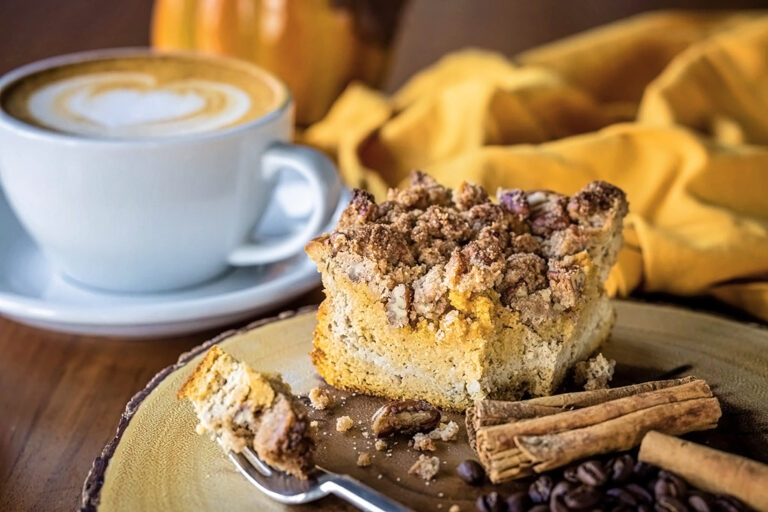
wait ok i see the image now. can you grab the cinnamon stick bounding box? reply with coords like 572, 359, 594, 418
471, 378, 721, 483
515, 397, 720, 472
639, 431, 768, 511
476, 379, 713, 455
467, 376, 698, 448
466, 401, 561, 449
521, 376, 697, 408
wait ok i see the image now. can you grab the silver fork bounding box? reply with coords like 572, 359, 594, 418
221, 440, 413, 512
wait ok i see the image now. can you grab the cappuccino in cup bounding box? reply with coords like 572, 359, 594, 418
1, 54, 285, 138
0, 49, 341, 292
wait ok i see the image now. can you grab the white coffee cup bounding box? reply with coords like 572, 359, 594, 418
0, 49, 342, 292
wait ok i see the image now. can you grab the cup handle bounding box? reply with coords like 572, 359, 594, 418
228, 142, 340, 266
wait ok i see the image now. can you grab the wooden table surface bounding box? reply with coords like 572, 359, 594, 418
1, 1, 765, 510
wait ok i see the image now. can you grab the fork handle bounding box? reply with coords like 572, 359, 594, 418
320, 474, 413, 512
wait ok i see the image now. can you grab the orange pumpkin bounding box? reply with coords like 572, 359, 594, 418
152, 0, 406, 125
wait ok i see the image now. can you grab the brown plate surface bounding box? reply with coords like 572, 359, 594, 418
81, 301, 768, 511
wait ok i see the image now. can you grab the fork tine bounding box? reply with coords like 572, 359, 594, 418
225, 452, 327, 504
219, 439, 412, 511
242, 447, 272, 476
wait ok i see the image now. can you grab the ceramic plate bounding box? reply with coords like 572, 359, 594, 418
0, 184, 350, 337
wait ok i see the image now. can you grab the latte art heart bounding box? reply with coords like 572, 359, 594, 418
27, 72, 254, 137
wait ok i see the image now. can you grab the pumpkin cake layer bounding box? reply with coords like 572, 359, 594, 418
307, 172, 628, 410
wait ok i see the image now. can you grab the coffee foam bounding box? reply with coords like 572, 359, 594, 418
27, 72, 254, 138
1, 55, 284, 138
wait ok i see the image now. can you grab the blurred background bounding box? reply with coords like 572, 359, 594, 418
2, 0, 765, 110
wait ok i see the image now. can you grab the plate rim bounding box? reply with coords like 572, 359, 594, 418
0, 258, 320, 325
78, 300, 768, 511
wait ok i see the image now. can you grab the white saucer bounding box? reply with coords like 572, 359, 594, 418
0, 185, 350, 338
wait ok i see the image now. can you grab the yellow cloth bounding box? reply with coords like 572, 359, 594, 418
303, 11, 768, 322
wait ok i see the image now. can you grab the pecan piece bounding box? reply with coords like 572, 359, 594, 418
498, 188, 531, 220
530, 193, 571, 235
371, 400, 441, 437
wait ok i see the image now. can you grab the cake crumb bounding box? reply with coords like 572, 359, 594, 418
362, 430, 370, 439
449, 506, 460, 512
336, 416, 354, 432
309, 420, 319, 428
412, 420, 460, 450
574, 353, 616, 390
412, 433, 436, 451
357, 452, 372, 467
308, 387, 332, 410
408, 454, 440, 480
432, 421, 460, 441
375, 439, 388, 451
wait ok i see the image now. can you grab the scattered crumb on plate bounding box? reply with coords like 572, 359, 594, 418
412, 433, 436, 451
336, 416, 354, 432
574, 353, 615, 390
308, 387, 333, 410
409, 454, 440, 480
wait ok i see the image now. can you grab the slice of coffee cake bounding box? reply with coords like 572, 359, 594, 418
178, 345, 314, 478
307, 172, 628, 410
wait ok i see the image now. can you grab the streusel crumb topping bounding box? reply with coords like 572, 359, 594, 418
318, 171, 627, 326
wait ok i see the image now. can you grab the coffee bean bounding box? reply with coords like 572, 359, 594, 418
655, 495, 688, 512
551, 481, 574, 500
659, 471, 688, 497
476, 491, 507, 512
577, 460, 609, 487
634, 461, 657, 480
607, 487, 638, 506
564, 466, 581, 483
550, 481, 574, 512
654, 477, 684, 500
713, 495, 745, 512
625, 483, 653, 504
528, 475, 554, 504
609, 454, 635, 484
564, 485, 602, 509
550, 496, 570, 512
457, 460, 486, 486
688, 493, 713, 512
505, 491, 528, 512
468, 454, 743, 512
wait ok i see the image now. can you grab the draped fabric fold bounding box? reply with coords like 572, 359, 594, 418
303, 11, 768, 321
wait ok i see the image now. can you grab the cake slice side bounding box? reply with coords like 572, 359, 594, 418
307, 173, 628, 410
